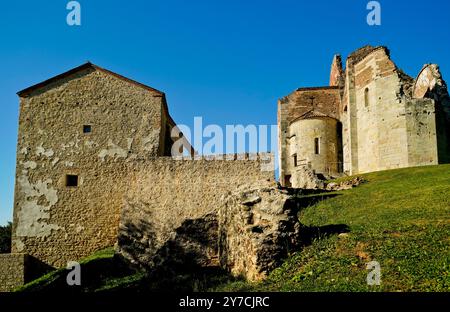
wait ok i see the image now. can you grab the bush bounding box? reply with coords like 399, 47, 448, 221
0, 222, 12, 253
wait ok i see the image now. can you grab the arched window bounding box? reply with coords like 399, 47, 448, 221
364, 88, 370, 107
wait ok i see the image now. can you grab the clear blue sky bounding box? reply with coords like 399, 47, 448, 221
1, 0, 449, 225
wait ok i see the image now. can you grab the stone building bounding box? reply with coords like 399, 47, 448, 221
278, 46, 450, 187
1, 62, 276, 291
9, 62, 195, 269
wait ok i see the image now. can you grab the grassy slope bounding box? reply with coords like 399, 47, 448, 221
213, 165, 450, 291
19, 165, 450, 292
16, 248, 146, 292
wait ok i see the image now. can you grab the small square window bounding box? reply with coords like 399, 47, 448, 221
83, 125, 92, 133
66, 175, 78, 187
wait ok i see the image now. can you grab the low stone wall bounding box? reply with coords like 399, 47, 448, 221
0, 254, 27, 292
116, 155, 275, 276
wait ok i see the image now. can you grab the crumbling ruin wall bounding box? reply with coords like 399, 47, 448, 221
413, 64, 450, 164
336, 46, 449, 175
344, 47, 442, 174
219, 186, 301, 281
12, 68, 167, 268
116, 156, 275, 278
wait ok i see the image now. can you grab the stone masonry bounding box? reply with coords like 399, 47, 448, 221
0, 254, 28, 292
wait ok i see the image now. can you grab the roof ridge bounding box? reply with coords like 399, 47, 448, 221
17, 62, 165, 97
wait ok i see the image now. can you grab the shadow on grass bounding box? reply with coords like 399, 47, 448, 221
298, 224, 350, 247
283, 192, 341, 214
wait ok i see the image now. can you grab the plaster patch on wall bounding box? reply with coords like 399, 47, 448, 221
98, 140, 129, 161
127, 138, 133, 150
15, 174, 61, 237
22, 161, 37, 170
61, 141, 78, 151
65, 161, 74, 167
52, 158, 60, 167
142, 130, 159, 152
36, 144, 54, 158
20, 147, 28, 155
84, 140, 97, 148
13, 239, 25, 252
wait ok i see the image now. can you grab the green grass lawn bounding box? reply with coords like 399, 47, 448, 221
19, 165, 450, 292
212, 164, 450, 292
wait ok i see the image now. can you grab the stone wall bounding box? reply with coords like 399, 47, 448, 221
116, 155, 275, 275
278, 97, 290, 186
12, 66, 173, 268
0, 254, 27, 292
405, 99, 438, 166
344, 47, 440, 174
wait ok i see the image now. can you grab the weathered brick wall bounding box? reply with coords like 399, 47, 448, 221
116, 155, 275, 272
0, 254, 26, 292
12, 68, 167, 268
287, 88, 340, 124
329, 55, 344, 87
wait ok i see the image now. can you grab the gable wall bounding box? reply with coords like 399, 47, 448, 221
12, 69, 165, 267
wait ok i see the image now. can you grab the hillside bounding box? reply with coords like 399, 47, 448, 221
215, 164, 450, 291
17, 165, 450, 292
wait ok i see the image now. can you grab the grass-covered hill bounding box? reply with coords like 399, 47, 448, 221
17, 165, 450, 292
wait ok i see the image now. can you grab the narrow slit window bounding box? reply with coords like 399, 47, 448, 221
364, 88, 370, 107
66, 175, 78, 187
83, 125, 92, 133
314, 138, 320, 155
293, 154, 298, 167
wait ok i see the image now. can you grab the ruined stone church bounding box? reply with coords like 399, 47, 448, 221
278, 46, 450, 187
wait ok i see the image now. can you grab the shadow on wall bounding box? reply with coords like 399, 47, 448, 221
25, 256, 55, 282
117, 213, 242, 291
